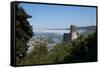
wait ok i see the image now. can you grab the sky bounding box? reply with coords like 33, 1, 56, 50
19, 3, 96, 31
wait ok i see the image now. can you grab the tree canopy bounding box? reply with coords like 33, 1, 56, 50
15, 3, 34, 65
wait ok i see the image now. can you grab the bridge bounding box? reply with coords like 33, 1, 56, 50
34, 25, 96, 31
34, 25, 96, 41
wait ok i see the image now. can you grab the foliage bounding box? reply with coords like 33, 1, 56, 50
64, 31, 97, 62
19, 41, 54, 65
15, 3, 34, 65
85, 31, 97, 61
17, 31, 97, 65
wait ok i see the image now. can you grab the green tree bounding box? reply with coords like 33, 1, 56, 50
85, 31, 97, 61
15, 3, 34, 65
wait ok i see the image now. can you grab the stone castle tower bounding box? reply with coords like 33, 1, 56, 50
63, 25, 78, 42
70, 25, 78, 41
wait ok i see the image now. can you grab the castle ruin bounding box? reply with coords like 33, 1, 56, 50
63, 25, 78, 42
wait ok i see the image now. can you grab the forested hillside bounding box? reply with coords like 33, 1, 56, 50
18, 31, 97, 65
